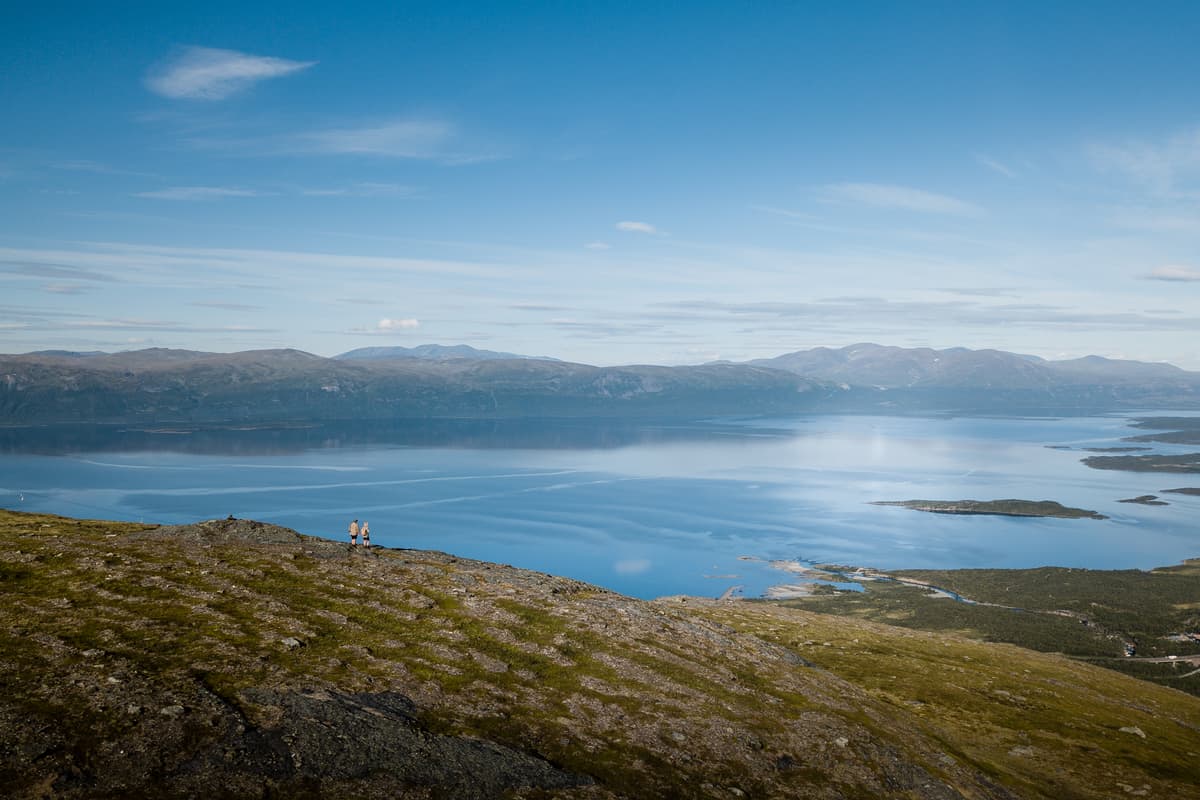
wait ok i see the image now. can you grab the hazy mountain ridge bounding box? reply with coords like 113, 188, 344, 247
336, 344, 560, 362
3, 343, 1199, 426
741, 343, 1200, 388
0, 349, 846, 424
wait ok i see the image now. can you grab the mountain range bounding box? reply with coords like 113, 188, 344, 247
2, 343, 1198, 426
737, 343, 1195, 388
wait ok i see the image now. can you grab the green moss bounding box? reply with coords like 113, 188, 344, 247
696, 601, 1200, 800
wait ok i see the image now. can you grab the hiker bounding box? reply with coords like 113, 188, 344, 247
361, 520, 370, 548
349, 519, 359, 546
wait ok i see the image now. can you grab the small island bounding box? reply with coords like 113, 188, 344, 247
1118, 495, 1169, 506
872, 499, 1107, 519
1163, 487, 1200, 496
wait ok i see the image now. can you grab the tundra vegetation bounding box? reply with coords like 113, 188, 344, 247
2, 509, 1200, 798
778, 562, 1200, 697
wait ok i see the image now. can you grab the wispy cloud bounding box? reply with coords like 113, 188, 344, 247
0, 243, 524, 297
584, 241, 610, 250
376, 318, 420, 331
1145, 265, 1200, 282
136, 183, 412, 200
820, 183, 982, 216
185, 117, 499, 163
190, 300, 264, 311
43, 283, 91, 295
651, 297, 1200, 334
0, 259, 117, 283
1088, 127, 1200, 194
301, 120, 455, 158
542, 317, 664, 339
300, 182, 415, 197
51, 160, 156, 177
145, 46, 315, 100
343, 318, 422, 337
509, 303, 569, 312
135, 186, 263, 200
64, 318, 277, 333
937, 287, 1024, 298
1107, 207, 1200, 233
751, 205, 822, 222
51, 160, 112, 173
976, 155, 1017, 178
615, 221, 657, 234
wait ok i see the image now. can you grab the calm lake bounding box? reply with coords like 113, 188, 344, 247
2, 414, 1198, 599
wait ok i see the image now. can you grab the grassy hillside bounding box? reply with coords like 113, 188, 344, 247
2, 509, 1198, 798
694, 601, 1200, 798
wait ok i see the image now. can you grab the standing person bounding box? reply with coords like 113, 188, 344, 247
361, 520, 370, 548
349, 519, 359, 546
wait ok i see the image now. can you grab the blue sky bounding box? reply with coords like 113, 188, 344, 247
3, 1, 1200, 366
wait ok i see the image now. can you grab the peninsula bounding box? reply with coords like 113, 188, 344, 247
1081, 453, 1200, 473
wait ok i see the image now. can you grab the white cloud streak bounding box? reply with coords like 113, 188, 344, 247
190, 301, 264, 311
1088, 127, 1200, 194
0, 243, 529, 294
135, 186, 263, 200
377, 318, 420, 331
179, 115, 500, 164
976, 155, 1017, 178
1145, 265, 1200, 282
1107, 208, 1200, 233
62, 318, 278, 333
301, 120, 454, 158
751, 205, 822, 222
616, 221, 657, 234
51, 160, 157, 177
300, 182, 415, 197
820, 183, 982, 216
651, 297, 1200, 334
43, 283, 90, 295
145, 46, 315, 100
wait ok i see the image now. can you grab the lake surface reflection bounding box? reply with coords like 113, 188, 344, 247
2, 414, 1197, 599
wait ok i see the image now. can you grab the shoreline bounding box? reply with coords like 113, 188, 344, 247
750, 555, 1200, 604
